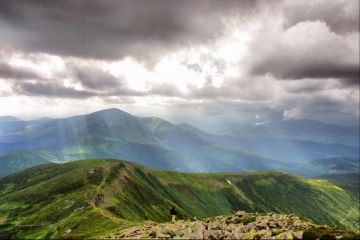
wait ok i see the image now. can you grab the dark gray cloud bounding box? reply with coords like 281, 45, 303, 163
12, 80, 144, 99
0, 62, 43, 80
0, 57, 148, 98
67, 64, 124, 90
0, 0, 261, 62
253, 58, 359, 83
280, 79, 337, 93
250, 21, 359, 85
282, 0, 359, 34
342, 78, 360, 87
283, 94, 359, 125
12, 81, 94, 98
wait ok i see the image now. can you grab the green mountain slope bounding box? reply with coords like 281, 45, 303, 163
310, 157, 359, 174
0, 150, 55, 176
0, 159, 358, 239
318, 173, 360, 184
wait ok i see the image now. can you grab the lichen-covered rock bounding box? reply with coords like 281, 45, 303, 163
114, 211, 359, 239
235, 211, 247, 217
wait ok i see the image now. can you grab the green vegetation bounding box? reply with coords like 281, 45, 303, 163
319, 173, 360, 184
0, 159, 358, 239
303, 226, 360, 240
0, 150, 57, 177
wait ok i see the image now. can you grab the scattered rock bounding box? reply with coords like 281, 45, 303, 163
62, 200, 75, 210
115, 211, 358, 239
235, 211, 246, 217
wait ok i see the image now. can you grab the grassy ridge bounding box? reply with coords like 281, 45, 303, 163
0, 159, 358, 239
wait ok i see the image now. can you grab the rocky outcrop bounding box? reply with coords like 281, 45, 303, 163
111, 211, 358, 240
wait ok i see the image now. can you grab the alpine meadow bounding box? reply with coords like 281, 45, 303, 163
0, 0, 359, 239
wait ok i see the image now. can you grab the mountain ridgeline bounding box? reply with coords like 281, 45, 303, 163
0, 108, 359, 177
0, 159, 358, 239
218, 120, 359, 148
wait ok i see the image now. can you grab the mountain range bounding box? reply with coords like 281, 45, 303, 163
217, 119, 359, 148
0, 108, 359, 178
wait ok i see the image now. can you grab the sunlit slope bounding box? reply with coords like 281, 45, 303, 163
0, 159, 358, 238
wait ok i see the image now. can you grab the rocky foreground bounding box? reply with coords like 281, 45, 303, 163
111, 211, 359, 239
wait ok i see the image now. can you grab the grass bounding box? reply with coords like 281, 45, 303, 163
303, 226, 360, 240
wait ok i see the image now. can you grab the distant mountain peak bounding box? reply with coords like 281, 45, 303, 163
93, 108, 129, 114
87, 108, 133, 118
0, 116, 23, 122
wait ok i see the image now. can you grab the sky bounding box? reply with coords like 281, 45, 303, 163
0, 0, 359, 128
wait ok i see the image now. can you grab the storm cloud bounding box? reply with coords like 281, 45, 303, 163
282, 0, 359, 34
69, 64, 125, 90
0, 0, 358, 126
0, 0, 262, 61
12, 81, 95, 98
250, 21, 359, 83
0, 62, 44, 80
